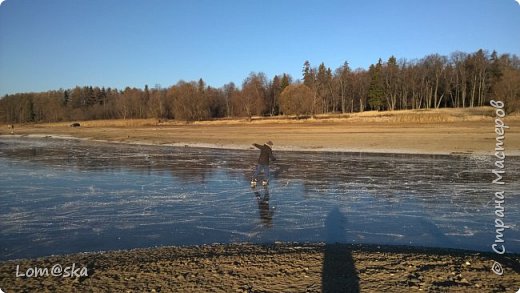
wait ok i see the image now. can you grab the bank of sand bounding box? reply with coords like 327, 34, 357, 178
0, 243, 518, 292
2, 108, 520, 155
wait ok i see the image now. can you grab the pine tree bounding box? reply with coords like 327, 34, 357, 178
62, 90, 69, 106
280, 74, 291, 92
368, 59, 385, 110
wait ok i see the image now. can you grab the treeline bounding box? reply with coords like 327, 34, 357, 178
1, 49, 519, 124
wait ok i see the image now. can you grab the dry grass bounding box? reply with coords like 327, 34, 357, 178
76, 119, 162, 128
191, 107, 499, 125
347, 107, 496, 123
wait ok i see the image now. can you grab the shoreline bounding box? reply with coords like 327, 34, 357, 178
2, 111, 519, 156
1, 242, 518, 292
2, 133, 519, 157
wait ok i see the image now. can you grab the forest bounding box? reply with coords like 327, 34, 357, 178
1, 49, 519, 124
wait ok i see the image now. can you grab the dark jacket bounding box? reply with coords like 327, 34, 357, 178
254, 143, 276, 165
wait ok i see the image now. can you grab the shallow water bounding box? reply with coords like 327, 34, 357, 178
0, 137, 518, 260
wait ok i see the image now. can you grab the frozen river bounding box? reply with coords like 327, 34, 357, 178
0, 137, 519, 260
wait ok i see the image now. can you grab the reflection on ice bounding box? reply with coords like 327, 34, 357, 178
0, 137, 519, 261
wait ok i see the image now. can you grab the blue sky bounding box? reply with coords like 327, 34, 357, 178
0, 0, 519, 96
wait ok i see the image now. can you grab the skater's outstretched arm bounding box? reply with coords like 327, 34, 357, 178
253, 143, 262, 149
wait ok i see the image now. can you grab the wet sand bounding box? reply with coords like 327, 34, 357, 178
1, 243, 518, 292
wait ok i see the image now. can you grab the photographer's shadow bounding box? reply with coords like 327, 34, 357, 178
322, 206, 360, 292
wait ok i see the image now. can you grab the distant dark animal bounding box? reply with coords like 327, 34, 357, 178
70, 123, 81, 127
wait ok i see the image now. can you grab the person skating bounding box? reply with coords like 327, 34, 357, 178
251, 141, 276, 187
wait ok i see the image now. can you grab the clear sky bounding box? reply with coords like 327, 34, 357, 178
0, 0, 519, 96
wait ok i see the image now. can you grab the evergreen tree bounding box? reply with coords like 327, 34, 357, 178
62, 90, 69, 106
280, 73, 291, 92
368, 59, 385, 110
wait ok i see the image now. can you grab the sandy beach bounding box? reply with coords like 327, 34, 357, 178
2, 108, 520, 156
1, 243, 518, 292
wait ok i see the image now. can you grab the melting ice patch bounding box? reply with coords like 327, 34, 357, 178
0, 137, 519, 260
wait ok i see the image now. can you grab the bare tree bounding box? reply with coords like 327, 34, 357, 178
169, 81, 210, 121
451, 51, 468, 108
494, 66, 520, 113
334, 62, 351, 113
279, 84, 313, 117
240, 72, 268, 120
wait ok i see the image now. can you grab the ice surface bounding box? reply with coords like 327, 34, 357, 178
0, 137, 518, 260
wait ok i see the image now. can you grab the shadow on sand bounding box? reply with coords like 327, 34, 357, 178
322, 206, 360, 292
